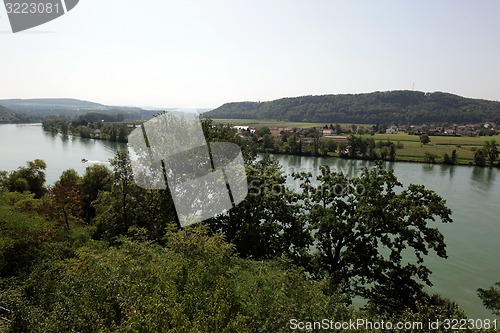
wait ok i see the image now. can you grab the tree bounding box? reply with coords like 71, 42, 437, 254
81, 164, 112, 221
388, 142, 397, 161
443, 153, 452, 165
209, 155, 311, 264
478, 281, 500, 315
451, 149, 458, 164
420, 134, 430, 145
256, 126, 271, 137
484, 139, 499, 167
118, 125, 127, 143
262, 134, 274, 151
294, 163, 452, 315
288, 134, 299, 154
0, 170, 8, 190
4, 229, 351, 332
48, 169, 84, 229
334, 123, 342, 134
443, 150, 457, 165
380, 147, 389, 160
424, 152, 437, 164
474, 149, 487, 167
5, 159, 47, 198
92, 151, 178, 242
321, 139, 338, 156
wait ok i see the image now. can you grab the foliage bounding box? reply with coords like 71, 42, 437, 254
81, 164, 113, 221
420, 133, 431, 145
2, 160, 47, 198
484, 139, 499, 167
0, 192, 54, 278
92, 151, 178, 243
205, 90, 500, 124
2, 98, 154, 119
442, 150, 458, 165
424, 152, 438, 164
478, 281, 500, 315
474, 149, 487, 167
209, 155, 311, 265
2, 145, 492, 330
0, 227, 352, 333
45, 169, 85, 229
293, 163, 453, 316
43, 119, 130, 143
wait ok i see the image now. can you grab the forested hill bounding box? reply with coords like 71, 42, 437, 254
205, 91, 500, 124
0, 98, 145, 114
0, 104, 17, 123
0, 98, 151, 118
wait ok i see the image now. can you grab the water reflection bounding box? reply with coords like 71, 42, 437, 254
60, 134, 69, 146
470, 166, 496, 191
76, 136, 95, 148
43, 130, 58, 143
438, 164, 456, 181
422, 163, 435, 174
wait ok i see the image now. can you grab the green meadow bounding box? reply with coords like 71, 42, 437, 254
211, 118, 498, 164
361, 133, 491, 164
211, 118, 371, 129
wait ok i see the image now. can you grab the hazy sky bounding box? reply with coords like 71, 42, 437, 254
1, 0, 500, 109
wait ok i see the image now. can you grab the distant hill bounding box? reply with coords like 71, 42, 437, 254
0, 104, 16, 123
0, 98, 105, 109
205, 91, 500, 124
0, 98, 157, 119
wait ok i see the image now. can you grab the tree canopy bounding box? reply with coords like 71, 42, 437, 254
205, 90, 500, 124
1, 123, 489, 331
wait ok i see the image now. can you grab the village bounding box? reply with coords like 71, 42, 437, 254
231, 122, 500, 143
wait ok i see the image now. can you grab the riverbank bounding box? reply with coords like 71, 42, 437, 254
42, 117, 500, 168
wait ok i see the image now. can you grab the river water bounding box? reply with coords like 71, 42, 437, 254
0, 124, 499, 319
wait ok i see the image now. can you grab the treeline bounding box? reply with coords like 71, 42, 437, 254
206, 90, 500, 124
1, 121, 499, 331
0, 98, 160, 124
473, 140, 500, 167
42, 115, 129, 143
0, 105, 40, 123
0, 98, 152, 118
248, 130, 400, 162
239, 127, 500, 167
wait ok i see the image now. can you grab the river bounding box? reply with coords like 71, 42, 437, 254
0, 123, 499, 319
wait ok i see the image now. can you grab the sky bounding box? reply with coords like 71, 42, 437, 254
1, 0, 500, 109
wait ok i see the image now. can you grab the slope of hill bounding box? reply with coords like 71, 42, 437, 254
0, 104, 17, 123
0, 98, 104, 109
205, 91, 500, 124
0, 98, 155, 119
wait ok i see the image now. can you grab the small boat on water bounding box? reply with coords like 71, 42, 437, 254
81, 158, 88, 163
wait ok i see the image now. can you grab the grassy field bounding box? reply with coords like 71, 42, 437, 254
360, 133, 494, 163
362, 133, 491, 146
211, 118, 372, 129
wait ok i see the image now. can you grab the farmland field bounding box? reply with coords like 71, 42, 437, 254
210, 119, 497, 164
361, 133, 493, 163
210, 118, 372, 129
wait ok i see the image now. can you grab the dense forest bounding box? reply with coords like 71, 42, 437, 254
0, 105, 15, 123
1, 120, 499, 332
0, 99, 158, 121
205, 90, 500, 124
